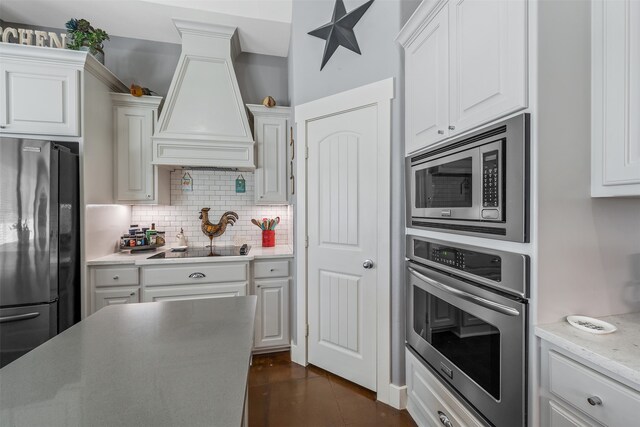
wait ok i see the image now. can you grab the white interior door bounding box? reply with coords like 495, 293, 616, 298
307, 105, 378, 391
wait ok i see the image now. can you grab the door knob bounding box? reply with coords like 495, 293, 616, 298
363, 259, 374, 269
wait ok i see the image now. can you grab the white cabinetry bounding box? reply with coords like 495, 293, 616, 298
398, 0, 527, 154
247, 105, 290, 205
0, 61, 79, 136
406, 349, 484, 427
111, 94, 168, 204
540, 341, 640, 427
90, 266, 140, 313
591, 0, 640, 197
253, 258, 291, 350
142, 261, 249, 303
403, 5, 449, 155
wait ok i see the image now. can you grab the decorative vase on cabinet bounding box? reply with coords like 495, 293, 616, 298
111, 93, 169, 204
591, 0, 640, 197
247, 104, 290, 205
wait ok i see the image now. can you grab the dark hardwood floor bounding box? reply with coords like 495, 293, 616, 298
248, 352, 417, 427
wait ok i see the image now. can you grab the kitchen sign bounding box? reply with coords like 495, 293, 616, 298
0, 26, 67, 48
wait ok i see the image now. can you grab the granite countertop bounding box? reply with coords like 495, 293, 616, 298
87, 244, 294, 266
536, 312, 640, 387
0, 297, 257, 427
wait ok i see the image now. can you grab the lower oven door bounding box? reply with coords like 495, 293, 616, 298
407, 263, 527, 427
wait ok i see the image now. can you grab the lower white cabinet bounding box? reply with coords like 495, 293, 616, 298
142, 282, 247, 302
546, 399, 594, 427
406, 349, 484, 427
254, 278, 289, 350
94, 287, 140, 311
540, 340, 640, 427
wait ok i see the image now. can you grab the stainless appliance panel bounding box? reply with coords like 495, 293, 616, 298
0, 139, 54, 307
0, 303, 56, 367
408, 114, 529, 243
56, 148, 80, 332
407, 235, 529, 298
407, 262, 526, 427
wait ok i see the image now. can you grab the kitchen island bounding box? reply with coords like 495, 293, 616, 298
0, 297, 257, 427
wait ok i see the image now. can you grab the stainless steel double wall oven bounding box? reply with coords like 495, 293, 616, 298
405, 114, 531, 426
407, 236, 529, 426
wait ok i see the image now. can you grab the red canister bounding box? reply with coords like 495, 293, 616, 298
262, 230, 275, 247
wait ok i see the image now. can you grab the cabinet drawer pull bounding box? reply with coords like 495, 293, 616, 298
448, 125, 456, 131
437, 411, 454, 427
113, 275, 119, 280
189, 272, 206, 279
437, 130, 445, 135
587, 396, 602, 406
0, 125, 6, 129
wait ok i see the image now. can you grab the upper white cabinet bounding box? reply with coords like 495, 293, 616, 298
448, 0, 527, 135
398, 0, 528, 154
111, 94, 168, 204
0, 61, 79, 137
592, 0, 640, 197
247, 105, 290, 205
404, 4, 450, 155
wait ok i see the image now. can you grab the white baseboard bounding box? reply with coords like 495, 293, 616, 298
388, 384, 408, 410
290, 343, 306, 367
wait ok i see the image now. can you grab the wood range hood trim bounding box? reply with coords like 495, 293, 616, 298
153, 19, 255, 169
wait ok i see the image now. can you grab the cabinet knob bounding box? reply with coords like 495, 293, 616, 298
130, 292, 135, 296
587, 396, 602, 406
448, 125, 456, 131
146, 194, 152, 199
437, 130, 445, 135
270, 268, 275, 272
437, 411, 454, 427
113, 275, 119, 280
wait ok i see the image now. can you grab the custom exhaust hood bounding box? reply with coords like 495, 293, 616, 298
152, 19, 254, 169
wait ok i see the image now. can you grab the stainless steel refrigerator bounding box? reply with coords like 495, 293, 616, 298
0, 138, 80, 367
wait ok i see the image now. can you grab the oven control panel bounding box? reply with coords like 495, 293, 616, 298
414, 240, 502, 282
483, 150, 499, 208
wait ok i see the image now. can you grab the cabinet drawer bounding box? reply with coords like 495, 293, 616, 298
142, 282, 246, 303
549, 350, 640, 426
93, 267, 139, 287
94, 287, 139, 312
254, 260, 289, 279
143, 263, 247, 286
406, 350, 483, 427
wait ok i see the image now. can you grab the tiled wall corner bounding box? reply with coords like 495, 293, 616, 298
131, 170, 289, 248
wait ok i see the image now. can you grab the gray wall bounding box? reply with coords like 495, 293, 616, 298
289, 0, 419, 385
537, 0, 640, 324
0, 20, 288, 102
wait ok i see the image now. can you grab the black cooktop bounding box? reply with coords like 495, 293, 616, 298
148, 244, 250, 259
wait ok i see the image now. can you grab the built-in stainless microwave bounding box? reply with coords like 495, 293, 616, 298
408, 114, 529, 242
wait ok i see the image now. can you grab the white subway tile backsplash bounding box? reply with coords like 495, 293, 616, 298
131, 170, 289, 248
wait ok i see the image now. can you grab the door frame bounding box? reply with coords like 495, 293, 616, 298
293, 78, 394, 405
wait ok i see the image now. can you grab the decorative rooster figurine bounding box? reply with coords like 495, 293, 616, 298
199, 208, 239, 249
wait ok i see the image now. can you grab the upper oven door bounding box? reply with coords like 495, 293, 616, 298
406, 262, 526, 427
411, 148, 481, 220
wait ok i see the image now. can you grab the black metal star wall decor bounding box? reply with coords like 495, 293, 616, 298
308, 0, 375, 70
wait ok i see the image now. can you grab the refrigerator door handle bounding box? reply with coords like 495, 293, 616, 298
0, 312, 41, 323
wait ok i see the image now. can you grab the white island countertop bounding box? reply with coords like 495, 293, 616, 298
536, 312, 640, 388
87, 244, 293, 266
0, 297, 257, 427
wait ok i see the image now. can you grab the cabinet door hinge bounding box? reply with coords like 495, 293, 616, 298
305, 324, 309, 338
305, 236, 309, 248
305, 146, 309, 159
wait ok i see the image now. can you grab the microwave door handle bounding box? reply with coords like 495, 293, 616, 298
408, 268, 520, 317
